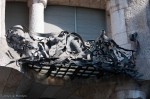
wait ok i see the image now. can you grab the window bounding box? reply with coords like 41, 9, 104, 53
44, 6, 106, 40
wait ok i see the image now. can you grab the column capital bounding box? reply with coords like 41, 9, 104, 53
28, 0, 47, 8
39, 0, 47, 8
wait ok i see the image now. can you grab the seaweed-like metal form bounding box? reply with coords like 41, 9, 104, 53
5, 25, 140, 79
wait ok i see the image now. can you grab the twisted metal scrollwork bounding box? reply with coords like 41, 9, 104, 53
5, 25, 141, 79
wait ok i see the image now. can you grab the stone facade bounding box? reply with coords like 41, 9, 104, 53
0, 0, 150, 99
7, 0, 107, 9
125, 0, 150, 80
107, 0, 150, 80
0, 0, 6, 39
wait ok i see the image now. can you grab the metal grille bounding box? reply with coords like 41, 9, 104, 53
50, 64, 100, 79
26, 62, 102, 80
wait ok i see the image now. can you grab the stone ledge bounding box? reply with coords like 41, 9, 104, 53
6, 0, 106, 9
48, 0, 106, 9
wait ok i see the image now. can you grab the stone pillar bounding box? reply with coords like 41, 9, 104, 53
109, 78, 147, 99
28, 0, 47, 37
107, 0, 131, 49
0, 0, 11, 67
116, 90, 146, 99
0, 0, 6, 40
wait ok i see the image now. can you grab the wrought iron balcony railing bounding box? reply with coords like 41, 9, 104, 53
5, 25, 141, 80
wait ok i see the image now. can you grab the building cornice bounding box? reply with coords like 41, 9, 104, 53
7, 0, 106, 10
27, 0, 47, 8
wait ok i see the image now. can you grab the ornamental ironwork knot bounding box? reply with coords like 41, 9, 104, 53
6, 25, 141, 80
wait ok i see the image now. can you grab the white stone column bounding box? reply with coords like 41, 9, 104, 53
107, 0, 131, 49
0, 0, 6, 40
28, 0, 47, 36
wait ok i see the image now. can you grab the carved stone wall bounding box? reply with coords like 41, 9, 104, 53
124, 0, 150, 80
106, 0, 150, 80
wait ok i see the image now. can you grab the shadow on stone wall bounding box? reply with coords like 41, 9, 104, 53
1, 66, 150, 99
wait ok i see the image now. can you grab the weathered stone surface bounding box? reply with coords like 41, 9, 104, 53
110, 9, 126, 35
0, 0, 6, 38
100, 0, 106, 9
47, 0, 58, 5
0, 38, 21, 71
0, 67, 11, 94
69, 0, 79, 7
112, 32, 128, 46
74, 82, 115, 99
29, 0, 45, 34
8, 0, 106, 9
0, 39, 10, 66
124, 0, 150, 80
6, 0, 27, 2
78, 0, 90, 8
3, 69, 23, 95
118, 0, 128, 9
48, 0, 106, 9
15, 76, 33, 96
47, 76, 64, 85
107, 0, 128, 13
127, 0, 148, 8
120, 43, 131, 49
40, 86, 63, 98
136, 58, 150, 80
89, 0, 101, 9
106, 0, 150, 81
27, 82, 47, 99
54, 0, 69, 6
